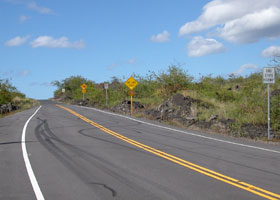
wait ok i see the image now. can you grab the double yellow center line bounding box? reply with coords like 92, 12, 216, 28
57, 104, 280, 200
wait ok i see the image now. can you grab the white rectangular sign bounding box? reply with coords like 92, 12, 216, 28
104, 83, 109, 89
263, 67, 275, 84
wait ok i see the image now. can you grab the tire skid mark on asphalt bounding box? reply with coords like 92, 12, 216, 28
35, 117, 182, 199
57, 104, 280, 200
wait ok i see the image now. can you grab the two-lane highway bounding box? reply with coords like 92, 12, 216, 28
1, 100, 280, 199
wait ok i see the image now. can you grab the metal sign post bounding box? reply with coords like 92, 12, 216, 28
125, 77, 138, 115
128, 90, 136, 115
105, 89, 108, 106
267, 84, 270, 140
104, 83, 109, 106
62, 88, 65, 98
80, 83, 87, 101
82, 89, 86, 100
263, 67, 275, 140
131, 95, 133, 115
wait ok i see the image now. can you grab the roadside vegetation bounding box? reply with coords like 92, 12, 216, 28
53, 63, 280, 139
0, 79, 39, 117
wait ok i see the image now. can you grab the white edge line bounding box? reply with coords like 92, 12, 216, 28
21, 106, 45, 200
74, 105, 280, 154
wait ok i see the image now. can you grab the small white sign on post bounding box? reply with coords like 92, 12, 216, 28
263, 67, 275, 84
263, 67, 275, 140
104, 83, 109, 89
62, 88, 65, 93
104, 83, 109, 106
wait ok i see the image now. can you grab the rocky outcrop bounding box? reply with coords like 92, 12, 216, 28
112, 100, 144, 114
272, 89, 280, 96
0, 103, 19, 114
72, 99, 89, 106
73, 93, 279, 139
145, 94, 210, 126
143, 93, 279, 139
240, 124, 280, 139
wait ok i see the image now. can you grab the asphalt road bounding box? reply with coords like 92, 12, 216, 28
0, 100, 280, 200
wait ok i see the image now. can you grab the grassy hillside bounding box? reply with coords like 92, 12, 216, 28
53, 65, 280, 138
0, 79, 39, 116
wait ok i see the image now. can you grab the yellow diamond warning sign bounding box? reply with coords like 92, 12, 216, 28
125, 77, 138, 90
80, 83, 87, 89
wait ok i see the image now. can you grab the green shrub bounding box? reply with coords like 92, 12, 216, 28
156, 65, 193, 96
0, 79, 22, 104
52, 65, 279, 133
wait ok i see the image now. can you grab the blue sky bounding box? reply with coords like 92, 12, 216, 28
1, 0, 280, 99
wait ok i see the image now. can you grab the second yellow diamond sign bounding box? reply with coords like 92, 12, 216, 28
125, 76, 138, 90
80, 83, 87, 89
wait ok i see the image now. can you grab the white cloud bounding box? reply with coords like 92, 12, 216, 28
217, 7, 280, 43
5, 0, 54, 15
19, 15, 30, 23
107, 63, 119, 71
262, 45, 280, 57
27, 2, 54, 14
150, 30, 170, 43
1, 69, 15, 77
107, 58, 136, 70
30, 82, 38, 86
19, 69, 29, 77
235, 64, 258, 75
179, 0, 280, 43
5, 0, 27, 5
30, 82, 52, 87
41, 82, 52, 87
187, 36, 225, 57
30, 36, 85, 49
1, 69, 30, 78
4, 35, 30, 46
127, 58, 136, 64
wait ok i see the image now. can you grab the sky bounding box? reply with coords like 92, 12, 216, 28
1, 0, 280, 99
